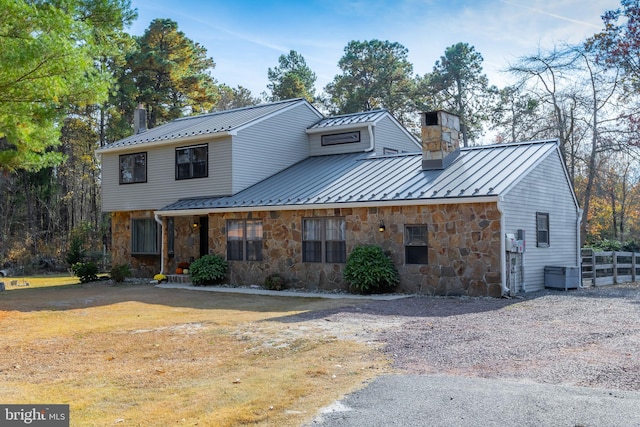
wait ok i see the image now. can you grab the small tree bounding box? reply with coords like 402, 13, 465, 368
344, 245, 399, 294
72, 262, 98, 284
65, 235, 85, 266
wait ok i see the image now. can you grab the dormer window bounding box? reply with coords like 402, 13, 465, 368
321, 131, 360, 146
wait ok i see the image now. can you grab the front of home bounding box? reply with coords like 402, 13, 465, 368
97, 99, 581, 297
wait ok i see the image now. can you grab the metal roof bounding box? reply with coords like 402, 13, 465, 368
159, 139, 560, 212
307, 110, 389, 130
97, 98, 315, 152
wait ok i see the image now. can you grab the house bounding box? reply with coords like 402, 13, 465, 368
96, 98, 581, 297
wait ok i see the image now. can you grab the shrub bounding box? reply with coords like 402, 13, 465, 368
110, 264, 131, 283
189, 254, 227, 286
343, 245, 399, 294
71, 262, 99, 284
65, 235, 85, 266
264, 273, 285, 291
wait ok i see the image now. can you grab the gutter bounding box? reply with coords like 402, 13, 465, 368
365, 124, 375, 152
154, 213, 165, 274
95, 131, 232, 154
577, 208, 584, 288
152, 195, 501, 217
497, 196, 510, 296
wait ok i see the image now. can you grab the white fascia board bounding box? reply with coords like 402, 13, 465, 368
154, 196, 500, 217
95, 132, 231, 154
306, 123, 371, 134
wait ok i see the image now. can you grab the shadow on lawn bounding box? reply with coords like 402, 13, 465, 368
2, 281, 635, 319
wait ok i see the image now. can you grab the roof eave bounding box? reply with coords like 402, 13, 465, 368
95, 131, 233, 154
154, 195, 501, 216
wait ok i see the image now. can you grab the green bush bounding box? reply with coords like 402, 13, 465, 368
71, 261, 99, 284
189, 254, 228, 286
264, 273, 285, 290
344, 245, 399, 294
65, 235, 85, 266
110, 264, 131, 283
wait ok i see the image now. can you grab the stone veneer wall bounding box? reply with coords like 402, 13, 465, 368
112, 202, 503, 296
111, 211, 202, 277
201, 202, 502, 297
111, 210, 160, 277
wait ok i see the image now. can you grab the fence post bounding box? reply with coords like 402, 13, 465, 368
613, 251, 618, 284
634, 252, 637, 283
592, 250, 597, 286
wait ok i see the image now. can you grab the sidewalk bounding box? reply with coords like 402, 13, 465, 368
156, 282, 411, 300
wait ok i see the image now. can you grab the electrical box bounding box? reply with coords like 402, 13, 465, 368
506, 231, 525, 253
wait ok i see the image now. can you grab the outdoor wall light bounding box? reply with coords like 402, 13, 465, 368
192, 221, 199, 229
379, 221, 385, 232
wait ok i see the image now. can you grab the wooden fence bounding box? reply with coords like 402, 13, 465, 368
581, 249, 640, 286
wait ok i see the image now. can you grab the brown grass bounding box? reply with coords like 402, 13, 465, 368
0, 278, 389, 426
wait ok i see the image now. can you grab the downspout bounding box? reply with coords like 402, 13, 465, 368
364, 124, 375, 152
154, 213, 165, 274
577, 208, 584, 288
498, 196, 510, 296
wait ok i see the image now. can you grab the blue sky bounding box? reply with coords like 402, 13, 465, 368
128, 0, 621, 97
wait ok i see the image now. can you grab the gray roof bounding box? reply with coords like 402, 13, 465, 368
97, 98, 316, 151
307, 110, 388, 130
160, 139, 560, 212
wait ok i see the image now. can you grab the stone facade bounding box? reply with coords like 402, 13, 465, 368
111, 202, 502, 297
110, 210, 161, 277
421, 111, 460, 161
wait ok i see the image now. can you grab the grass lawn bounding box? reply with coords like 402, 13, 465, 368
0, 276, 389, 426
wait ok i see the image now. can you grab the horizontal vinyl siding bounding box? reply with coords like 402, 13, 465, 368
101, 138, 233, 212
374, 116, 421, 155
502, 151, 579, 292
232, 104, 318, 193
309, 127, 372, 156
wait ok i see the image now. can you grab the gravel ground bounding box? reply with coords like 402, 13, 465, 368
291, 283, 640, 392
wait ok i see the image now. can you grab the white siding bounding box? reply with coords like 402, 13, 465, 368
373, 116, 421, 155
502, 151, 579, 292
101, 138, 232, 212
232, 103, 319, 193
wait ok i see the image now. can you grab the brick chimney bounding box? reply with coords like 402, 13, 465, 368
133, 104, 147, 134
421, 110, 460, 170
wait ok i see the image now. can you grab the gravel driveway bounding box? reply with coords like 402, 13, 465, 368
291, 283, 640, 426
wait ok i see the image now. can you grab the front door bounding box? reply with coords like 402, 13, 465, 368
199, 216, 209, 257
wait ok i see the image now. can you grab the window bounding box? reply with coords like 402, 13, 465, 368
536, 212, 550, 247
119, 152, 147, 184
176, 145, 208, 180
321, 131, 360, 146
226, 220, 263, 261
302, 218, 346, 263
131, 218, 159, 255
383, 147, 399, 155
405, 225, 428, 264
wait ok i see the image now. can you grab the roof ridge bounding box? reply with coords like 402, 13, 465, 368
173, 98, 306, 122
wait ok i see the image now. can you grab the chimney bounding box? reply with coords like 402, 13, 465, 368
421, 110, 460, 170
133, 104, 147, 134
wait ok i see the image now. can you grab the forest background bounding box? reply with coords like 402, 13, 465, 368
1, 0, 639, 273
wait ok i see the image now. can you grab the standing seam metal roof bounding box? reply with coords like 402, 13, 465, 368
307, 110, 388, 129
160, 139, 560, 211
97, 98, 312, 151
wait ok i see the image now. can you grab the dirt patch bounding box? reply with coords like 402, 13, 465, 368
287, 283, 640, 391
